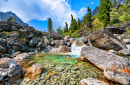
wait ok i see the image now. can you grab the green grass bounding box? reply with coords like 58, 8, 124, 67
2, 31, 18, 36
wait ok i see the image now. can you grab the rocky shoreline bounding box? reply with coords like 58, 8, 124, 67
0, 21, 130, 85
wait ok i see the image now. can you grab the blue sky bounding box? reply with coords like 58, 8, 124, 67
0, 0, 100, 32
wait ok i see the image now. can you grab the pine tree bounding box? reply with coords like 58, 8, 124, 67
12, 17, 16, 22
112, 0, 117, 7
64, 22, 68, 32
98, 0, 111, 28
7, 17, 13, 22
86, 6, 91, 23
83, 16, 86, 25
72, 18, 77, 31
47, 17, 52, 32
77, 18, 80, 29
69, 14, 74, 30
57, 26, 63, 35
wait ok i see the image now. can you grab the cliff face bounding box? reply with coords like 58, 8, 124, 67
0, 11, 29, 27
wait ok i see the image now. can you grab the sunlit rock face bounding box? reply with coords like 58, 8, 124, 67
80, 46, 130, 85
25, 64, 43, 81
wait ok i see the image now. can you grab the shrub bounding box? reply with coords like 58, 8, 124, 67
92, 18, 104, 30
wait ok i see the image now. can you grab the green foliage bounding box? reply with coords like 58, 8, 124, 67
57, 26, 63, 35
69, 14, 74, 30
47, 17, 52, 32
86, 6, 91, 23
69, 14, 77, 31
125, 0, 130, 4
77, 18, 81, 30
7, 17, 13, 22
12, 17, 16, 22
92, 18, 104, 30
83, 16, 86, 25
112, 0, 117, 7
98, 0, 111, 28
64, 22, 68, 32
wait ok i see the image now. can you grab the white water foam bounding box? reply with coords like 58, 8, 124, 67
66, 38, 92, 58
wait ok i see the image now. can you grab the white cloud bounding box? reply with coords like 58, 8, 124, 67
0, 0, 85, 30
91, 2, 94, 4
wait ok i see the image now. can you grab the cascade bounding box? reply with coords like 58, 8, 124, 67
66, 37, 92, 58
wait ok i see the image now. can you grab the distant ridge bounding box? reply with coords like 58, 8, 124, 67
0, 11, 29, 27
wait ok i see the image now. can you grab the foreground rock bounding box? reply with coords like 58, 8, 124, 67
0, 58, 22, 83
104, 61, 130, 85
118, 49, 130, 56
79, 78, 109, 85
80, 46, 130, 84
88, 29, 127, 51
57, 46, 71, 53
13, 52, 35, 62
25, 64, 43, 81
105, 25, 126, 34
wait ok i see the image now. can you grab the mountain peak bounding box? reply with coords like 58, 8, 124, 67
0, 11, 29, 27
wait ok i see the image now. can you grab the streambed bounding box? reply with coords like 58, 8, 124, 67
20, 53, 106, 85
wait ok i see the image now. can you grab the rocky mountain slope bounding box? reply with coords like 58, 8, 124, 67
0, 11, 29, 26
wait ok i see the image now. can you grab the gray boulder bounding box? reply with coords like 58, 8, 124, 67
118, 49, 130, 56
105, 25, 126, 34
0, 58, 22, 83
80, 46, 130, 85
0, 45, 7, 53
38, 42, 44, 47
79, 78, 109, 85
0, 38, 7, 46
57, 46, 71, 53
88, 29, 127, 51
104, 61, 130, 85
123, 39, 130, 44
29, 37, 40, 47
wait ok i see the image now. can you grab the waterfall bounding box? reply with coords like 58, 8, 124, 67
66, 37, 92, 58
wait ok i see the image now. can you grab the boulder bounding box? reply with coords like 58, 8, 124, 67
26, 32, 34, 39
10, 33, 19, 38
118, 49, 130, 56
37, 42, 44, 47
57, 46, 71, 53
25, 64, 43, 81
0, 58, 17, 69
0, 45, 7, 53
0, 38, 7, 46
29, 37, 40, 47
43, 36, 49, 44
0, 58, 22, 82
105, 25, 126, 34
79, 78, 109, 85
80, 46, 129, 70
83, 36, 88, 44
88, 30, 127, 51
123, 39, 130, 44
80, 46, 130, 84
70, 38, 76, 44
13, 52, 34, 62
49, 32, 63, 40
82, 22, 93, 29
53, 40, 62, 48
64, 36, 70, 42
11, 52, 20, 58
104, 61, 130, 85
